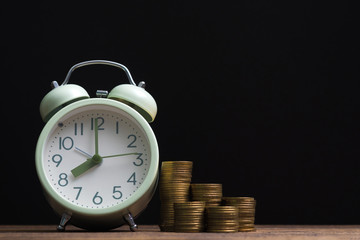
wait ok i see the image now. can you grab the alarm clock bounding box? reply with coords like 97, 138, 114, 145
35, 60, 159, 231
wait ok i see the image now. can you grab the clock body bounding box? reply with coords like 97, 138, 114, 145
35, 98, 159, 230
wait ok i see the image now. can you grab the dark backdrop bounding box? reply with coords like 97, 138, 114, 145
2, 1, 359, 225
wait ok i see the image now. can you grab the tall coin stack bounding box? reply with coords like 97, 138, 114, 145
159, 161, 193, 232
206, 206, 239, 233
222, 197, 256, 232
174, 201, 206, 232
191, 184, 223, 206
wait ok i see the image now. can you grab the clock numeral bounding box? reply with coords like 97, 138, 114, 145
59, 137, 74, 150
74, 123, 83, 136
127, 172, 137, 185
133, 153, 144, 166
93, 192, 103, 205
73, 187, 82, 200
112, 186, 123, 200
127, 135, 137, 148
52, 154, 62, 167
116, 121, 119, 134
58, 173, 68, 187
91, 117, 105, 130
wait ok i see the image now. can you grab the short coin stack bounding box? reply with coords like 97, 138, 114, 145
222, 197, 256, 232
191, 184, 223, 207
206, 206, 239, 233
159, 161, 193, 232
174, 201, 206, 232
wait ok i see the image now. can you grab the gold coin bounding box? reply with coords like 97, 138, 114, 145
174, 201, 206, 208
159, 161, 193, 232
205, 206, 239, 233
174, 201, 205, 232
159, 163, 257, 233
222, 196, 256, 232
191, 183, 223, 207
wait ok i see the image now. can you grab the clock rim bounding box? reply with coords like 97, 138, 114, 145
35, 98, 159, 217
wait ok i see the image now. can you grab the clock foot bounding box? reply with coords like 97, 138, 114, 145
123, 212, 138, 232
57, 212, 71, 232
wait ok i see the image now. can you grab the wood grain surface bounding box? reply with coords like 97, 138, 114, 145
1, 225, 360, 240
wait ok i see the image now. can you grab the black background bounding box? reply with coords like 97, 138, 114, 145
1, 1, 359, 225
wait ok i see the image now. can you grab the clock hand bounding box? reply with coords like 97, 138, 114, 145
71, 159, 97, 178
102, 153, 139, 159
94, 118, 99, 155
71, 155, 103, 178
71, 120, 102, 178
71, 153, 137, 177
74, 147, 92, 158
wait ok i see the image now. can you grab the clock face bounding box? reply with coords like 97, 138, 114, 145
41, 104, 152, 209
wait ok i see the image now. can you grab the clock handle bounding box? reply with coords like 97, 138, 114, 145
61, 60, 136, 86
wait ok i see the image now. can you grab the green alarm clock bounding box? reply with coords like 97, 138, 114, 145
35, 60, 159, 231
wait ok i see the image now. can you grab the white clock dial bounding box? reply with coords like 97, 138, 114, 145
42, 104, 151, 209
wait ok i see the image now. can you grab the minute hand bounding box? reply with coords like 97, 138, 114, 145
95, 118, 99, 155
102, 153, 139, 159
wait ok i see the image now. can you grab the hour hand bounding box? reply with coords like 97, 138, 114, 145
71, 154, 102, 178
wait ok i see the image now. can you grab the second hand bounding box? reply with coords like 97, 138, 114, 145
102, 153, 139, 159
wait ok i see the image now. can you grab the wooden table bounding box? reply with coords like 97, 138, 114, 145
1, 225, 360, 240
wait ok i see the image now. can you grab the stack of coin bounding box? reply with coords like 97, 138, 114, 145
222, 197, 256, 232
206, 206, 239, 233
159, 161, 193, 232
174, 201, 206, 232
191, 183, 222, 206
